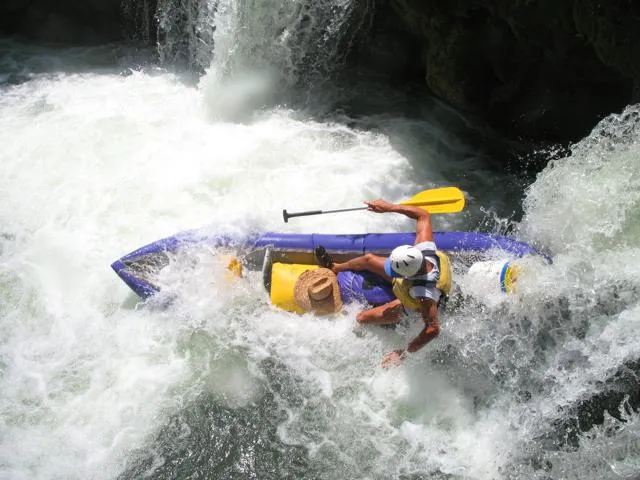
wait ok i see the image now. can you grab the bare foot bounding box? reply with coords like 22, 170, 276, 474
314, 245, 334, 269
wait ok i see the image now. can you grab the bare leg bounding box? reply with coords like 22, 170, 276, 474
318, 249, 401, 323
332, 253, 392, 281
356, 299, 403, 325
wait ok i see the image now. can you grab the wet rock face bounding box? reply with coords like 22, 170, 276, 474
381, 0, 639, 145
0, 0, 133, 44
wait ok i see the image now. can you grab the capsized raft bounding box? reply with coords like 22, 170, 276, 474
111, 228, 547, 300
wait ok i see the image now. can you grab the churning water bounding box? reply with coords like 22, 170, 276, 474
2, 1, 640, 479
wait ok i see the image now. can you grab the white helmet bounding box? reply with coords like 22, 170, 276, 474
384, 245, 424, 278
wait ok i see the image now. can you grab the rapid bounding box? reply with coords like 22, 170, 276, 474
1, 1, 640, 479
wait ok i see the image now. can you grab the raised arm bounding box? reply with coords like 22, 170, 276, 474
365, 199, 434, 243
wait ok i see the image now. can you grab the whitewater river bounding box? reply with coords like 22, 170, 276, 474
2, 2, 640, 479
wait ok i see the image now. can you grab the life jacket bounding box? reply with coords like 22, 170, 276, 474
392, 250, 452, 311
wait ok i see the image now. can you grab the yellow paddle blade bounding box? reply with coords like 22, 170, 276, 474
399, 186, 465, 214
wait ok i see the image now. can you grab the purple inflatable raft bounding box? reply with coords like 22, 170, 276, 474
111, 229, 547, 304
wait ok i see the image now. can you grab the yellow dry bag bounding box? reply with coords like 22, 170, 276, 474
270, 263, 319, 313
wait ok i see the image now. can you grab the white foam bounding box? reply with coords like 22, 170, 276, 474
0, 50, 437, 479
3, 36, 640, 480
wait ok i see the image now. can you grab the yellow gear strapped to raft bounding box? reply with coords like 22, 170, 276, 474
392, 251, 452, 311
270, 262, 320, 313
226, 256, 243, 277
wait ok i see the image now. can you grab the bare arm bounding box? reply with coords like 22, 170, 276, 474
408, 299, 440, 352
381, 298, 439, 368
365, 199, 433, 243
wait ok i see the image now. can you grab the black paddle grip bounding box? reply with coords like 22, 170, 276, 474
282, 209, 323, 222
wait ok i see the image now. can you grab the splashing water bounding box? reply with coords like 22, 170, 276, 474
2, 3, 640, 480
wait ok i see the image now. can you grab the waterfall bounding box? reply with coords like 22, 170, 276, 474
155, 0, 374, 86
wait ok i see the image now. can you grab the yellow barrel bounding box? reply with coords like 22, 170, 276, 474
270, 263, 318, 313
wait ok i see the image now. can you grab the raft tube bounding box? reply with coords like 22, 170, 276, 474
111, 229, 547, 299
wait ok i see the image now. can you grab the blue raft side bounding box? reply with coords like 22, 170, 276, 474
112, 230, 546, 299
111, 229, 260, 298
255, 231, 543, 258
117, 229, 256, 263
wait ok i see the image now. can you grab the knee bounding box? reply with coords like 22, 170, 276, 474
363, 253, 377, 264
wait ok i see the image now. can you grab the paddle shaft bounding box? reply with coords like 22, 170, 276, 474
283, 206, 366, 223
282, 197, 462, 222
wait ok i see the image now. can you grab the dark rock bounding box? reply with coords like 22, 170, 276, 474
376, 0, 638, 146
574, 0, 640, 79
537, 358, 640, 450
0, 0, 155, 45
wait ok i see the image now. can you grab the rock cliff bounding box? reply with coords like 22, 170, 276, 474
374, 0, 639, 144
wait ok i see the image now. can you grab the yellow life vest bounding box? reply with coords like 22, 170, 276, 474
392, 251, 452, 311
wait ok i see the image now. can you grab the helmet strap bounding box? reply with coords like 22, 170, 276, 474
419, 256, 428, 274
